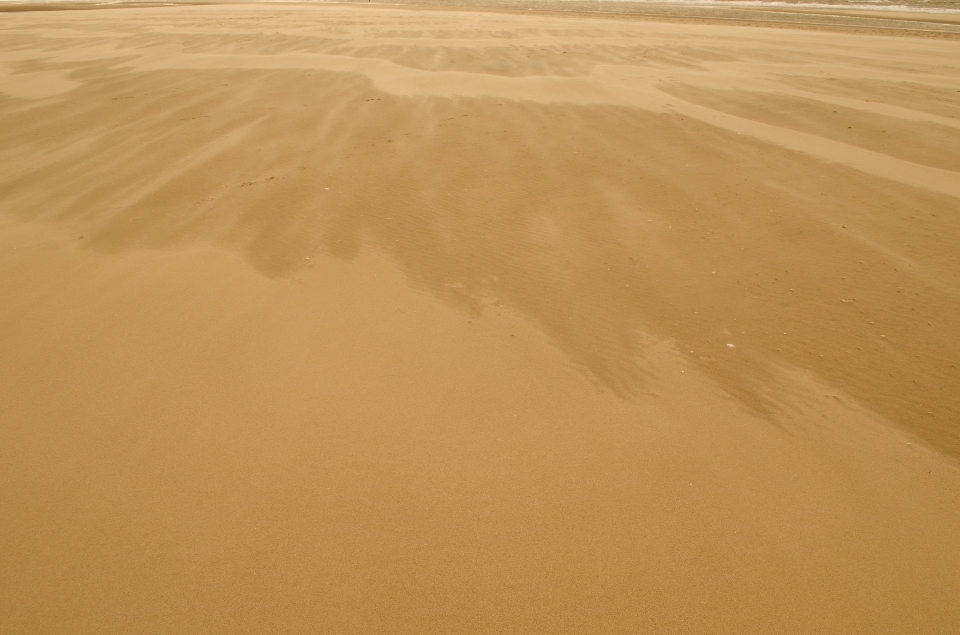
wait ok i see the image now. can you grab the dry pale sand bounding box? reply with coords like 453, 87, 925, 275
1, 3, 960, 632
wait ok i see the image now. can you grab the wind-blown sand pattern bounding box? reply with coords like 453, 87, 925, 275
1, 3, 959, 632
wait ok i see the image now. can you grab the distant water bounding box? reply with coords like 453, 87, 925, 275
332, 0, 960, 16
582, 0, 960, 13
354, 0, 960, 34
380, 0, 960, 27
380, 0, 960, 16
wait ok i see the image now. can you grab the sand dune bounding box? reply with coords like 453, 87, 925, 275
1, 4, 959, 632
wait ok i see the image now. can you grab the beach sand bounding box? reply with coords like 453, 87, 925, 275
1, 3, 959, 632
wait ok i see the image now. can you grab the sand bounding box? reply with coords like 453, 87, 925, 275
1, 3, 959, 632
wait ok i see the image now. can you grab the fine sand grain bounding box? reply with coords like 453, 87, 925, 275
1, 3, 959, 633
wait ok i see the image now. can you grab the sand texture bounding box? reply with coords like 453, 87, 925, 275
1, 3, 959, 633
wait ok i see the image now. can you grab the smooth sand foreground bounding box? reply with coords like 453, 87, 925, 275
1, 3, 959, 632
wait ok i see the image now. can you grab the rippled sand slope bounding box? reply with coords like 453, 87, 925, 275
1, 4, 959, 633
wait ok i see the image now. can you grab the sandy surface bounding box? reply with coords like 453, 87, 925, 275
1, 3, 959, 632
